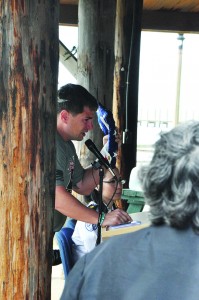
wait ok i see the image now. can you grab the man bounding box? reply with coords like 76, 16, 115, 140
53, 84, 131, 264
60, 120, 199, 300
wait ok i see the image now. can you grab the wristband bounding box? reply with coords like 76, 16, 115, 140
99, 212, 106, 226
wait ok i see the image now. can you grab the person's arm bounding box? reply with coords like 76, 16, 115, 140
55, 185, 132, 226
73, 165, 102, 195
102, 208, 132, 227
55, 185, 98, 223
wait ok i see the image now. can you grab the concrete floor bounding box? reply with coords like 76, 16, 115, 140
51, 264, 65, 300
51, 238, 65, 300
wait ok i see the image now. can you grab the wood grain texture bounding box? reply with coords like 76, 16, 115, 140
0, 1, 59, 298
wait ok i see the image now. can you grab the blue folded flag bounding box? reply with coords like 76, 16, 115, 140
97, 102, 118, 168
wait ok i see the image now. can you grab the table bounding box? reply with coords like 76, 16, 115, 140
102, 211, 150, 240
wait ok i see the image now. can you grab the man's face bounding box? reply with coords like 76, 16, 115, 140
66, 106, 95, 141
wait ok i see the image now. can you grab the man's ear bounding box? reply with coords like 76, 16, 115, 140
60, 110, 69, 123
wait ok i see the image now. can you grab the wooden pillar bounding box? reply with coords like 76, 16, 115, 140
0, 1, 59, 299
77, 0, 116, 166
113, 0, 125, 168
113, 0, 143, 185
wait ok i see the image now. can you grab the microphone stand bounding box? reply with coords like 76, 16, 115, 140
92, 162, 104, 246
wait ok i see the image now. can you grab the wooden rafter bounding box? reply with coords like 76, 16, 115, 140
59, 1, 199, 32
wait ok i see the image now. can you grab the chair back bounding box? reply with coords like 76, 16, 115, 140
55, 219, 76, 278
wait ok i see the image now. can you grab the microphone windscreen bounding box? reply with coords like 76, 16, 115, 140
85, 139, 93, 148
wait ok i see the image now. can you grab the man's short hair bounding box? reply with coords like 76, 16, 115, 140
57, 83, 98, 115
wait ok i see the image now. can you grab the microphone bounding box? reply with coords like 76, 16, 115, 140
85, 139, 116, 177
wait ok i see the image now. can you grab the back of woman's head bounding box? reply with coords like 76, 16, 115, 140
139, 120, 199, 234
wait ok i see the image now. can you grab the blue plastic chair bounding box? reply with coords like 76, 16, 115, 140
65, 218, 76, 230
55, 219, 76, 278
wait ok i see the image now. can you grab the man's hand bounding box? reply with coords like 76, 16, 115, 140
102, 209, 132, 227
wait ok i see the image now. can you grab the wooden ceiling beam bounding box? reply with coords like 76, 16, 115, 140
59, 4, 199, 33
59, 4, 78, 26
142, 10, 199, 33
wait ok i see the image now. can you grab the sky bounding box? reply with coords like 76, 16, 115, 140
58, 26, 78, 88
139, 31, 199, 126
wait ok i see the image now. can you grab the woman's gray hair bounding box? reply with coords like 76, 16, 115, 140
139, 121, 199, 234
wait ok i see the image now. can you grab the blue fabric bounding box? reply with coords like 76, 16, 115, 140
55, 222, 76, 278
65, 218, 76, 230
61, 226, 199, 300
97, 102, 118, 168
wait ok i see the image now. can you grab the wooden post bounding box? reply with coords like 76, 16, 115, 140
77, 0, 143, 188
0, 1, 59, 299
77, 0, 116, 166
113, 0, 143, 185
113, 0, 125, 170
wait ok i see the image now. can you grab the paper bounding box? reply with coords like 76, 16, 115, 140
108, 220, 141, 230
